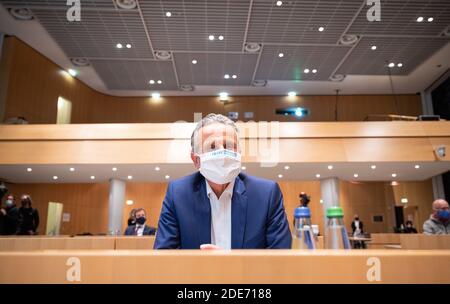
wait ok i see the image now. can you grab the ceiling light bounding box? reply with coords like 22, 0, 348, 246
278, 174, 283, 178
218, 35, 224, 40
116, 43, 123, 49
284, 166, 290, 170
152, 93, 161, 99
69, 167, 75, 172
155, 166, 160, 171
294, 108, 303, 117
416, 16, 424, 22
318, 27, 325, 32
154, 50, 172, 60
371, 165, 376, 169
339, 34, 359, 46
371, 45, 377, 50
165, 12, 172, 17
327, 165, 333, 170
90, 176, 95, 180
252, 80, 267, 87
208, 35, 215, 41
232, 74, 237, 79
244, 43, 261, 53
304, 69, 310, 73
70, 58, 90, 67
312, 69, 317, 73
320, 199, 324, 204
126, 44, 131, 49
330, 74, 345, 82
112, 167, 118, 171
388, 62, 395, 68
127, 175, 133, 180
192, 59, 197, 64
391, 181, 399, 186
276, 0, 282, 6
68, 69, 77, 77
53, 176, 58, 180
126, 200, 134, 206
157, 80, 162, 84
165, 175, 170, 179
427, 17, 434, 22
219, 92, 229, 101
316, 174, 321, 178
149, 80, 155, 84
354, 173, 359, 178
288, 91, 296, 97
180, 84, 194, 91
241, 166, 246, 170
278, 53, 284, 58
401, 197, 408, 204
224, 74, 230, 79
391, 173, 397, 178
397, 63, 403, 67
9, 7, 34, 20
27, 168, 32, 172
414, 164, 420, 169
115, 0, 137, 10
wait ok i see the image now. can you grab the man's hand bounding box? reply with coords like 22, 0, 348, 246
0, 209, 6, 216
200, 244, 221, 250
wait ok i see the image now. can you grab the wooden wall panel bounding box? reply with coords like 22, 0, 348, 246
1, 37, 423, 124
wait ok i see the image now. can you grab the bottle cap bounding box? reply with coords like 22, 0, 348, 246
294, 206, 311, 218
326, 206, 344, 218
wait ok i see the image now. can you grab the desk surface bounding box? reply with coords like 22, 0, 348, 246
0, 249, 449, 284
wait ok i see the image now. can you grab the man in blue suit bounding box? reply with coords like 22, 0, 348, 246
154, 114, 291, 249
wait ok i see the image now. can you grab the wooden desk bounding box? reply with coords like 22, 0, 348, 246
400, 234, 450, 250
114, 236, 155, 250
0, 236, 116, 251
0, 250, 449, 284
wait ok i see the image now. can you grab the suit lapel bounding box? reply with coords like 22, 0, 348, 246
231, 175, 248, 249
194, 173, 211, 247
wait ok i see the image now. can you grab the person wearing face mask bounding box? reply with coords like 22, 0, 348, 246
18, 194, 40, 235
423, 199, 450, 235
154, 113, 291, 249
351, 215, 365, 249
404, 220, 418, 234
124, 208, 156, 236
0, 194, 20, 235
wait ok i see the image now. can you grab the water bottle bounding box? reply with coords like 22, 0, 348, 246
292, 207, 316, 249
325, 206, 351, 249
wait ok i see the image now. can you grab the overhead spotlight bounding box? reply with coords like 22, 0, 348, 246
278, 53, 284, 58
53, 176, 58, 180
241, 166, 246, 170
427, 17, 434, 22
9, 7, 34, 20
165, 175, 170, 179
149, 80, 155, 84
371, 165, 376, 169
276, 1, 282, 6
154, 50, 172, 60
318, 27, 325, 32
252, 80, 267, 87
414, 164, 420, 169
316, 174, 321, 178
401, 197, 408, 204
416, 16, 424, 22
69, 167, 75, 172
71, 57, 90, 67
353, 173, 359, 178
126, 200, 134, 206
288, 91, 296, 97
329, 74, 346, 82
152, 93, 161, 99
112, 167, 118, 171
391, 173, 397, 178
127, 175, 133, 180
155, 166, 160, 171
397, 63, 403, 67
232, 75, 237, 79
157, 80, 162, 84
219, 92, 229, 101
388, 62, 395, 68
115, 0, 137, 10
27, 168, 32, 172
208, 35, 215, 41
192, 59, 198, 64
312, 69, 317, 73
371, 45, 377, 50
390, 181, 399, 186
304, 68, 310, 73
284, 166, 290, 170
218, 35, 224, 40
90, 176, 95, 180
165, 12, 172, 17
339, 34, 359, 46
244, 43, 261, 53
68, 69, 77, 77
126, 44, 131, 49
116, 43, 123, 49
224, 74, 230, 79
278, 174, 283, 178
180, 84, 194, 91
328, 165, 333, 170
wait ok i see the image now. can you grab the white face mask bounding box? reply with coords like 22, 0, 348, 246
198, 149, 241, 184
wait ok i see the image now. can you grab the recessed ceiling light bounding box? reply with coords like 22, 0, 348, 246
53, 176, 58, 180
208, 35, 215, 41
388, 62, 395, 68
126, 44, 131, 49
126, 200, 134, 206
224, 74, 230, 79
192, 59, 197, 64
278, 174, 283, 178
288, 91, 296, 97
127, 175, 133, 180
68, 69, 77, 77
90, 176, 95, 180
416, 16, 424, 22
414, 164, 420, 169
312, 69, 317, 73
371, 165, 376, 169
69, 167, 75, 172
354, 173, 359, 178
397, 63, 403, 67
391, 181, 399, 186
152, 93, 161, 99
276, 0, 282, 6
391, 173, 397, 178
320, 199, 324, 204
278, 52, 284, 58
318, 27, 325, 32
165, 175, 170, 179
284, 165, 290, 170
241, 166, 246, 170
304, 68, 310, 73
116, 43, 123, 49
316, 174, 321, 178
371, 45, 377, 50
26, 168, 32, 172
157, 80, 162, 84
155, 166, 160, 171
165, 12, 172, 17
149, 80, 155, 84
427, 17, 434, 22
219, 92, 229, 101
232, 74, 237, 79
218, 35, 224, 40
328, 165, 333, 170
112, 167, 118, 171
401, 197, 408, 204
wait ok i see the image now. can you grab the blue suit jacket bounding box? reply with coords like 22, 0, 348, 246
124, 225, 156, 236
154, 172, 292, 249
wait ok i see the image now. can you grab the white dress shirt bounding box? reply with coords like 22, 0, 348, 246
205, 180, 234, 250
135, 224, 145, 236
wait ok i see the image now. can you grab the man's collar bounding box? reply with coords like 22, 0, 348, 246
205, 179, 235, 199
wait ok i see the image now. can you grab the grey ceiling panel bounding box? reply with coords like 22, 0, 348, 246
0, 0, 115, 9
347, 0, 450, 36
247, 0, 363, 44
173, 52, 258, 85
90, 59, 178, 90
255, 44, 351, 80
336, 36, 449, 75
139, 0, 251, 52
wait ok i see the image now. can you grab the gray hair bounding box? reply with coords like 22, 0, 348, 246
190, 113, 239, 154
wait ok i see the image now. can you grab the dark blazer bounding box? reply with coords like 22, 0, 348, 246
351, 220, 364, 234
154, 172, 292, 249
124, 225, 156, 236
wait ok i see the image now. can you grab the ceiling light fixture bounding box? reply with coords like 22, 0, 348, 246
276, 1, 282, 6
316, 174, 321, 178
414, 165, 420, 169
53, 176, 58, 180
165, 175, 170, 179
127, 175, 133, 180
397, 63, 403, 67
388, 62, 395, 68
112, 167, 118, 171
219, 92, 229, 101
232, 75, 237, 79
278, 53, 284, 58
192, 59, 197, 64
304, 68, 310, 73
157, 80, 162, 84
218, 35, 224, 40
126, 44, 131, 49
224, 74, 230, 79
284, 166, 290, 170
165, 12, 172, 17
27, 168, 32, 172
312, 69, 317, 73
427, 17, 434, 22
208, 35, 215, 41
318, 26, 325, 32
371, 45, 377, 50
116, 43, 123, 49
328, 165, 333, 170
278, 174, 283, 178
149, 80, 155, 84
416, 16, 424, 22
371, 165, 376, 169
152, 93, 161, 99
391, 173, 397, 178
155, 166, 160, 171
69, 167, 75, 172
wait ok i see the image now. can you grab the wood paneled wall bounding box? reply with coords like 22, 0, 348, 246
5, 179, 434, 236
1, 37, 422, 124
